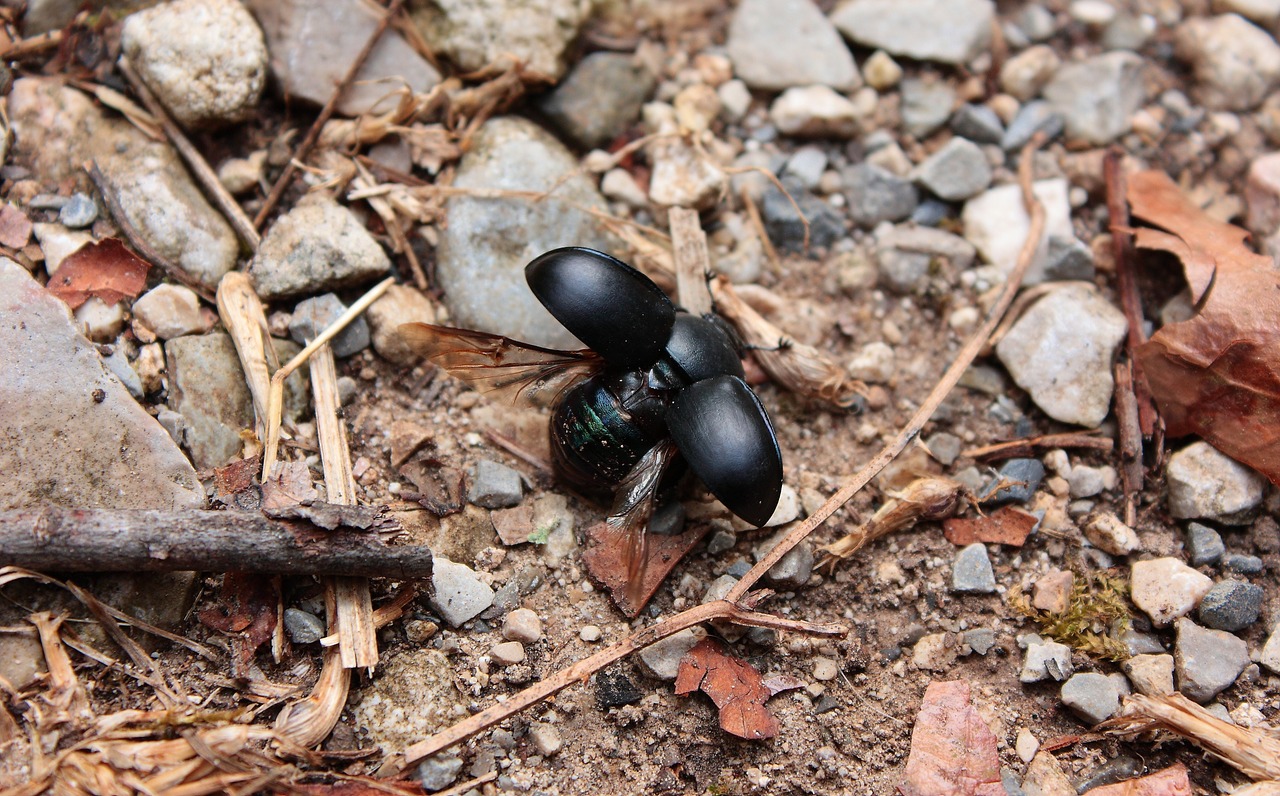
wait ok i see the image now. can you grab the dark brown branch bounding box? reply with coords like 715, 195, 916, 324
0, 507, 433, 579
961, 432, 1114, 462
253, 0, 407, 230
1105, 148, 1157, 437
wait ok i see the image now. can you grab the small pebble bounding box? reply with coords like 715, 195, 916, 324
1197, 580, 1264, 632
415, 755, 463, 791
963, 628, 996, 656
490, 641, 525, 666
638, 627, 704, 681
1020, 640, 1074, 683
1184, 522, 1225, 566
467, 459, 524, 509
430, 557, 495, 627
58, 193, 97, 228
580, 625, 602, 642
1121, 653, 1175, 696
1060, 672, 1120, 725
1166, 441, 1266, 523
1222, 553, 1265, 574
707, 528, 737, 555
283, 608, 325, 645
502, 608, 543, 643
1130, 556, 1213, 627
813, 657, 839, 681
1175, 617, 1250, 702
1083, 511, 1140, 556
1032, 569, 1073, 615
980, 458, 1045, 507
952, 543, 996, 594
529, 722, 563, 756
1015, 728, 1039, 763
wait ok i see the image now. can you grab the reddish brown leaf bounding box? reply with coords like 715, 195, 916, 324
197, 572, 278, 679
212, 456, 261, 510
900, 680, 1003, 796
674, 638, 778, 740
1129, 170, 1280, 485
260, 460, 319, 512
0, 204, 33, 249
943, 506, 1037, 547
45, 238, 149, 310
1082, 763, 1191, 795
582, 519, 709, 617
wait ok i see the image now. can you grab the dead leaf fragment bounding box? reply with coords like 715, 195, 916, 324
943, 506, 1037, 547
46, 237, 149, 310
0, 203, 33, 248
900, 680, 1003, 796
1081, 763, 1191, 795
674, 638, 778, 739
1129, 170, 1280, 485
197, 573, 278, 679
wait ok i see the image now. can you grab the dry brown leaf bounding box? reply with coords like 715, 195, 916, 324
197, 573, 278, 679
674, 638, 778, 740
46, 238, 150, 310
1081, 763, 1191, 795
1129, 170, 1280, 484
943, 506, 1037, 547
900, 680, 1004, 796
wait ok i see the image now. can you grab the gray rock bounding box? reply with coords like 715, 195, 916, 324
1175, 617, 1250, 702
726, 0, 860, 91
436, 116, 614, 349
1122, 653, 1175, 696
1060, 672, 1120, 724
1261, 623, 1280, 675
913, 137, 992, 201
844, 164, 918, 228
762, 181, 844, 253
101, 347, 145, 399
784, 147, 829, 190
350, 649, 470, 751
952, 543, 996, 593
1042, 51, 1146, 145
1198, 581, 1263, 632
283, 607, 325, 644
964, 628, 996, 655
981, 458, 1045, 506
881, 225, 977, 270
366, 284, 437, 366
637, 627, 705, 681
707, 528, 737, 555
758, 530, 814, 590
900, 78, 956, 138
10, 79, 240, 289
408, 0, 592, 80
951, 104, 1004, 145
1120, 626, 1166, 656
1222, 553, 1265, 574
248, 0, 441, 117
289, 294, 371, 358
166, 333, 254, 470
250, 195, 390, 300
1131, 557, 1213, 628
831, 0, 995, 65
430, 557, 496, 627
963, 179, 1074, 281
1040, 235, 1096, 282
1185, 522, 1226, 566
0, 259, 204, 512
1000, 100, 1065, 151
1015, 5, 1056, 42
925, 432, 963, 466
1166, 441, 1266, 523
468, 459, 524, 509
541, 52, 655, 150
132, 284, 208, 340
415, 754, 463, 792
1020, 640, 1074, 682
1175, 13, 1280, 111
123, 0, 267, 127
58, 193, 98, 228
995, 284, 1127, 427
876, 247, 930, 294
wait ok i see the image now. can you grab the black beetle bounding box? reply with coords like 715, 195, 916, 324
399, 247, 783, 595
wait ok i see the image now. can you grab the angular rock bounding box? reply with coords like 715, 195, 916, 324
1122, 653, 1175, 696
1020, 640, 1074, 683
367, 284, 437, 366
289, 293, 371, 358
430, 557, 496, 627
283, 607, 325, 644
1023, 750, 1075, 795
637, 627, 706, 681
467, 459, 524, 509
1166, 441, 1266, 523
952, 543, 996, 593
1042, 235, 1096, 282
1000, 44, 1060, 101
900, 78, 956, 139
995, 284, 1127, 427
1033, 569, 1074, 615
123, 0, 267, 127
1084, 511, 1140, 556
844, 164, 918, 228
248, 0, 441, 117
962, 179, 1073, 282
1174, 617, 1249, 702
166, 333, 254, 470
1060, 672, 1120, 725
250, 195, 390, 300
913, 139, 991, 202
541, 52, 655, 149
1222, 553, 1264, 574
980, 458, 1045, 506
1174, 13, 1280, 110
1130, 557, 1213, 628
1196, 580, 1263, 632
648, 138, 727, 209
769, 85, 861, 138
831, 0, 995, 65
408, 0, 592, 80
502, 608, 542, 643
1261, 623, 1280, 675
132, 284, 209, 340
726, 0, 860, 91
1184, 522, 1225, 566
862, 50, 903, 90
762, 181, 844, 252
436, 116, 613, 349
0, 259, 204, 511
416, 754, 463, 791
1042, 51, 1146, 145
1000, 99, 1065, 151
951, 103, 1004, 145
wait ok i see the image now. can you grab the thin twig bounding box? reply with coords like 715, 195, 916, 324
961, 432, 1114, 461
669, 207, 713, 315
254, 0, 408, 230
1105, 148, 1157, 438
386, 134, 1051, 774
87, 160, 217, 303
0, 29, 62, 60
118, 56, 261, 252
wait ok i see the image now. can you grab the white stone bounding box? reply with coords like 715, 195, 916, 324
1260, 622, 1280, 675
862, 50, 903, 90
1166, 441, 1267, 522
962, 179, 1074, 282
1083, 511, 1140, 556
999, 44, 1060, 101
131, 284, 207, 340
725, 0, 860, 91
490, 641, 525, 666
764, 484, 801, 526
717, 79, 752, 121
1020, 640, 1074, 683
1130, 557, 1213, 628
579, 625, 602, 642
1015, 728, 1040, 763
32, 223, 93, 272
74, 298, 127, 343
601, 168, 649, 209
994, 284, 1127, 427
1214, 0, 1280, 24
637, 627, 705, 681
1070, 0, 1117, 25
813, 657, 839, 681
502, 608, 543, 643
831, 0, 994, 66
648, 139, 726, 209
1175, 13, 1280, 111
429, 557, 495, 627
847, 341, 896, 384
529, 722, 563, 756
1122, 653, 1175, 696
769, 85, 861, 138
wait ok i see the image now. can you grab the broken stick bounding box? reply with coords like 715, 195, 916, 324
0, 507, 433, 579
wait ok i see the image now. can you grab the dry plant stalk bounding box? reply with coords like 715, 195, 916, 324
818, 476, 968, 567
216, 272, 276, 441
1103, 693, 1280, 782
669, 207, 713, 316
388, 135, 1050, 774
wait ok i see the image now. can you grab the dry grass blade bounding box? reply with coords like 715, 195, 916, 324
1103, 693, 1280, 782
669, 207, 713, 316
28, 612, 92, 728
217, 272, 276, 441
